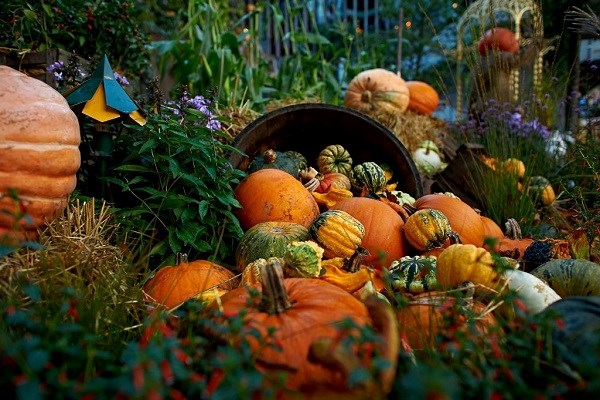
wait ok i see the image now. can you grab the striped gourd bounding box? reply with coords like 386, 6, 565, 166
283, 240, 324, 278
235, 222, 309, 272
309, 210, 365, 259
388, 255, 438, 294
404, 208, 454, 251
349, 162, 387, 194
316, 144, 353, 176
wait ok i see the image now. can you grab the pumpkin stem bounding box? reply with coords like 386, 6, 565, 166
344, 246, 369, 273
176, 252, 188, 265
361, 90, 372, 104
504, 218, 522, 239
259, 258, 293, 315
263, 149, 277, 164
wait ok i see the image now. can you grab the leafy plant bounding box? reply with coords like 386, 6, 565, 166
108, 91, 246, 267
0, 0, 150, 75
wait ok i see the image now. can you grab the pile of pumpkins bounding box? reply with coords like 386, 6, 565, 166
143, 142, 600, 398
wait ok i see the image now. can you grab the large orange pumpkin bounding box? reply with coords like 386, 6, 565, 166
212, 258, 373, 395
234, 169, 320, 230
0, 66, 81, 242
478, 27, 519, 55
143, 258, 238, 309
415, 194, 486, 248
343, 68, 409, 114
406, 81, 440, 116
333, 196, 409, 268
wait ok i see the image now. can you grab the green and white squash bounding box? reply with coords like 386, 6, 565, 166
387, 255, 438, 294
530, 259, 600, 297
235, 221, 310, 272
316, 144, 353, 176
247, 149, 307, 179
349, 161, 387, 194
309, 209, 365, 259
283, 240, 324, 278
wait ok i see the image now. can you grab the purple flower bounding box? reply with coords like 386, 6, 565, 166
206, 118, 222, 131
46, 61, 65, 83
113, 72, 129, 86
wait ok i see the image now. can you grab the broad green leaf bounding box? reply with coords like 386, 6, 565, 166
113, 164, 153, 173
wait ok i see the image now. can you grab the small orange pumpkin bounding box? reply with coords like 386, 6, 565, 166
0, 66, 81, 242
343, 68, 410, 114
143, 256, 238, 309
234, 169, 320, 230
396, 288, 498, 351
405, 81, 440, 116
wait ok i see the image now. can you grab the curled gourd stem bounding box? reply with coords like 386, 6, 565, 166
447, 232, 462, 245
259, 258, 293, 315
343, 246, 369, 273
504, 218, 522, 239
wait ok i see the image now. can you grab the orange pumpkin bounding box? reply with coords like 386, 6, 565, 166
343, 68, 409, 114
234, 169, 320, 230
406, 81, 440, 116
212, 258, 372, 394
333, 196, 409, 268
415, 194, 486, 248
0, 66, 81, 242
480, 215, 504, 241
396, 289, 498, 351
478, 27, 519, 55
143, 258, 238, 309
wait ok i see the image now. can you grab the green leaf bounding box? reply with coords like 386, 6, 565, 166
198, 200, 209, 219
113, 164, 153, 173
167, 227, 182, 254
139, 138, 159, 154
175, 225, 198, 245
167, 157, 181, 178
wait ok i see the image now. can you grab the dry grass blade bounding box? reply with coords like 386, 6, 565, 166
566, 6, 600, 37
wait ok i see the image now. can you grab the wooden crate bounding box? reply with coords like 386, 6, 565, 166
0, 48, 88, 88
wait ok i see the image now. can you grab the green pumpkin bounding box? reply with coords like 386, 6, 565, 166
235, 221, 310, 272
534, 297, 600, 368
349, 162, 387, 194
530, 259, 600, 297
387, 255, 438, 294
247, 149, 306, 179
316, 144, 353, 176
